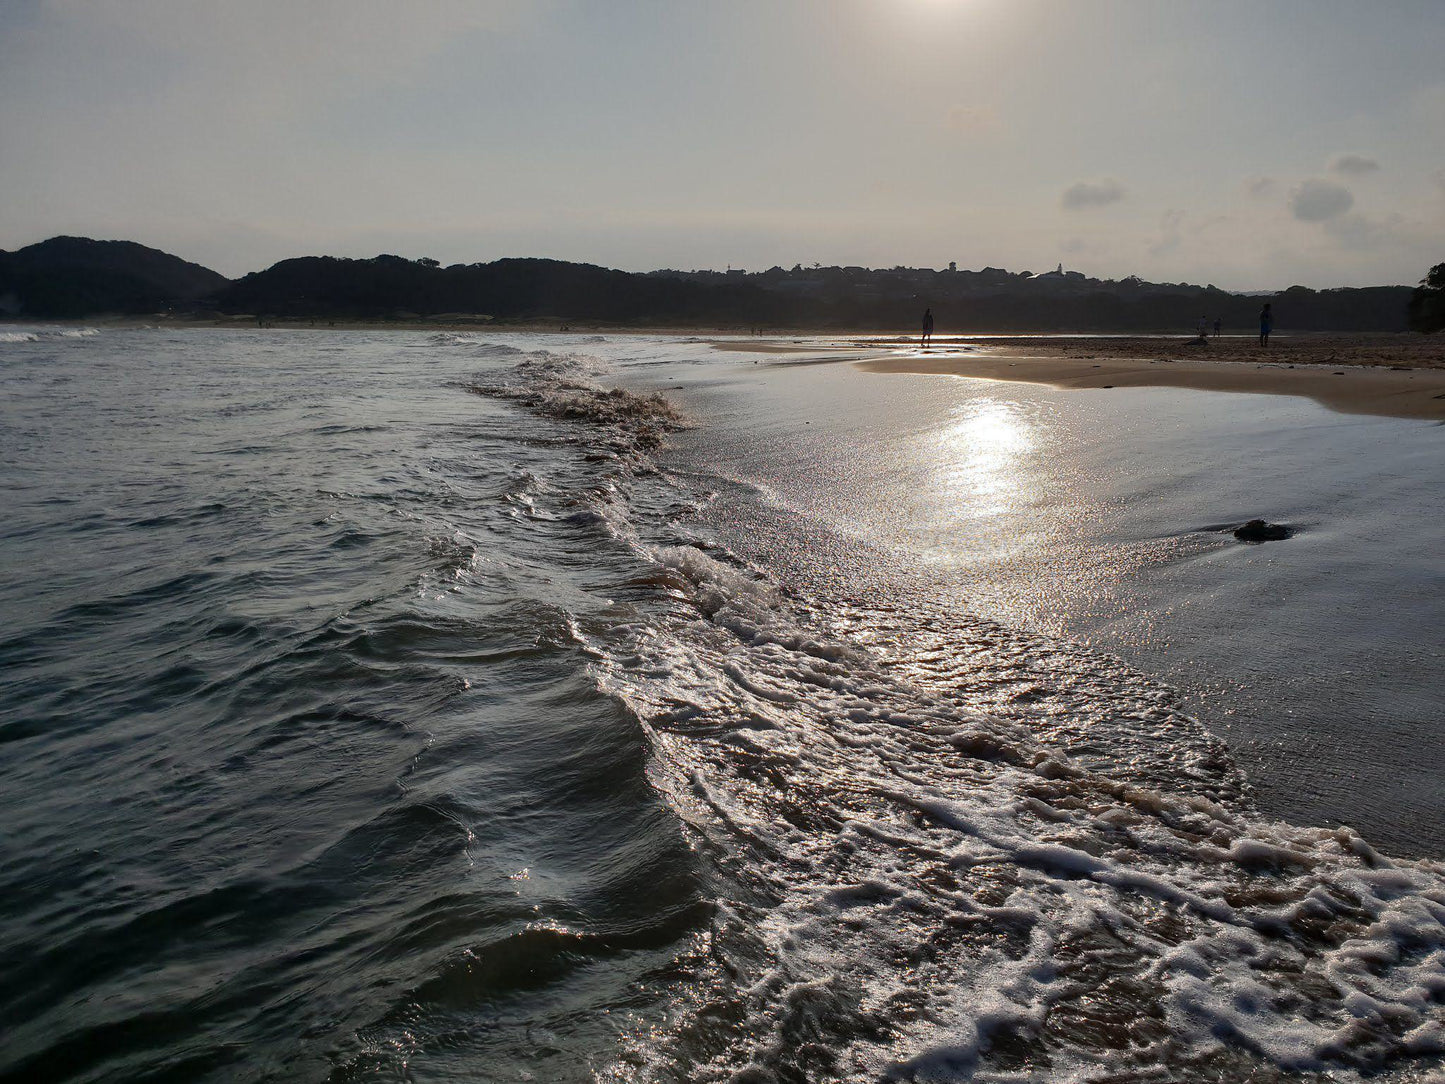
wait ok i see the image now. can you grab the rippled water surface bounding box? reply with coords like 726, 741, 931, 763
1, 328, 1442, 1083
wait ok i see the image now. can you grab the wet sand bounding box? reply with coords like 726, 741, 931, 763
719, 335, 1445, 421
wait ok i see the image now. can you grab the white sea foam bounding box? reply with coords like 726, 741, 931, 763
0, 327, 100, 343
425, 332, 522, 353
594, 533, 1445, 1081
466, 350, 687, 455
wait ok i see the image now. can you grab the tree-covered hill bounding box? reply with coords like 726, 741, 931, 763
0, 237, 229, 318
211, 254, 1417, 332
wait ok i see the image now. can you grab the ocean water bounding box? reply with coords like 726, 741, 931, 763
1, 327, 1443, 1083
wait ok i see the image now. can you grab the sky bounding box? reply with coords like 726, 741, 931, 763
2, 0, 1443, 289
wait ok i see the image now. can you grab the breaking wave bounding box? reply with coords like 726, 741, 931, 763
0, 327, 101, 344
466, 350, 687, 453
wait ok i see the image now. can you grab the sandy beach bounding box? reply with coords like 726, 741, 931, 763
718, 334, 1445, 420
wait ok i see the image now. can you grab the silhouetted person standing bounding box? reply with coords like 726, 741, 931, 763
1259, 303, 1273, 347
921, 307, 934, 348
1213, 317, 1222, 337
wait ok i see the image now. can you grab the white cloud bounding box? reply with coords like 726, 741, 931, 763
1061, 178, 1125, 210
1329, 154, 1380, 176
1290, 179, 1353, 222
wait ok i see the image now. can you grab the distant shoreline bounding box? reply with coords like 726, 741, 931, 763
715, 333, 1445, 421
6, 315, 1439, 343
851, 337, 1445, 421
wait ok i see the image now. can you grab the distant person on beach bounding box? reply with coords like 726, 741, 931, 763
921, 308, 934, 347
1259, 303, 1273, 347
1197, 316, 1208, 340
1213, 317, 1222, 337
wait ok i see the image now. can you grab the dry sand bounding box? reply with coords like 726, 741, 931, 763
720, 335, 1445, 421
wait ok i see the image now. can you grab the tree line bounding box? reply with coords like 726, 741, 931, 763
2, 236, 1441, 333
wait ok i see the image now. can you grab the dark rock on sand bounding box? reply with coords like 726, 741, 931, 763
1234, 519, 1291, 542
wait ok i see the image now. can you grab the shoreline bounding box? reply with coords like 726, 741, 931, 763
9, 318, 1444, 420
857, 352, 1445, 421
722, 335, 1445, 421
10, 316, 1438, 348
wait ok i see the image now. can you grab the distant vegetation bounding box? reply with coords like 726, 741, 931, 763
1408, 263, 1445, 333
206, 256, 1418, 333
0, 237, 227, 319
0, 236, 1427, 333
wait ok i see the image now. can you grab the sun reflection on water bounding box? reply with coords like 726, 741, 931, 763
933, 397, 1037, 522
914, 393, 1138, 634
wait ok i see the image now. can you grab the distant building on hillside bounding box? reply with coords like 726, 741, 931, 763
1038, 262, 1086, 282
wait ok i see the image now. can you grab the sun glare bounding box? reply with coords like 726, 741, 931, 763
935, 399, 1036, 520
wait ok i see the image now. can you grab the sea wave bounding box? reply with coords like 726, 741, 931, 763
0, 335, 706, 1083
0, 327, 100, 343
422, 332, 520, 354
465, 350, 688, 454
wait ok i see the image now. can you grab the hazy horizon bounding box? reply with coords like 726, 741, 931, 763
3, 0, 1443, 290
